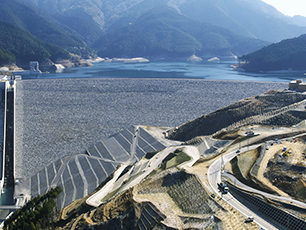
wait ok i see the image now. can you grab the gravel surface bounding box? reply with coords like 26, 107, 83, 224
14, 78, 286, 178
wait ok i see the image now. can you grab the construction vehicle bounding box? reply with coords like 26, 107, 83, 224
218, 182, 229, 194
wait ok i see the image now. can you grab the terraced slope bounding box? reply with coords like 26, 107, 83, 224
30, 126, 167, 208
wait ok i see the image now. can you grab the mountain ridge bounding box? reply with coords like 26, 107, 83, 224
24, 0, 306, 43
1, 0, 306, 66
95, 6, 268, 59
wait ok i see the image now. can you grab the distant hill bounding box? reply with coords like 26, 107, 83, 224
24, 0, 107, 46
178, 0, 306, 43
94, 7, 268, 59
289, 15, 306, 27
25, 0, 306, 43
1, 0, 306, 64
239, 34, 306, 72
0, 0, 93, 57
0, 21, 70, 66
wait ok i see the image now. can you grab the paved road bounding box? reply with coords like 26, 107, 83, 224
223, 173, 306, 209
208, 145, 278, 230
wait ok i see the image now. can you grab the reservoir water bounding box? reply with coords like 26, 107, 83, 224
22, 61, 305, 82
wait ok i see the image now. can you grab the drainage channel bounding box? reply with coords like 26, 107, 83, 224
0, 81, 16, 223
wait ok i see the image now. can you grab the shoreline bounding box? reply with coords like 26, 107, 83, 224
12, 60, 299, 83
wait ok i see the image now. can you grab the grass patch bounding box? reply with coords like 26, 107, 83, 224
230, 156, 245, 182
160, 149, 191, 170
296, 179, 306, 201
237, 149, 260, 178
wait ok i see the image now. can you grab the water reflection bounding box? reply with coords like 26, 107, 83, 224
19, 61, 305, 82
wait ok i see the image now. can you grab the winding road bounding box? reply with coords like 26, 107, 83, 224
207, 144, 278, 230
223, 173, 306, 209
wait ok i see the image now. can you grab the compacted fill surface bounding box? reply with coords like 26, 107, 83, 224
14, 78, 286, 178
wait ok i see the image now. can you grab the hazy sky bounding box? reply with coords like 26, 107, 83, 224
261, 0, 306, 17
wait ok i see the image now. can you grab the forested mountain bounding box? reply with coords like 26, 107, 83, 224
0, 0, 93, 57
24, 0, 306, 43
53, 12, 105, 46
0, 21, 70, 66
95, 7, 268, 58
1, 0, 306, 65
239, 34, 306, 72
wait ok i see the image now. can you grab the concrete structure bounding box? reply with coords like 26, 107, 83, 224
289, 79, 302, 90
289, 79, 306, 92
13, 61, 41, 75
31, 126, 169, 209
29, 61, 40, 72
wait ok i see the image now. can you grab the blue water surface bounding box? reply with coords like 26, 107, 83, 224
21, 61, 304, 82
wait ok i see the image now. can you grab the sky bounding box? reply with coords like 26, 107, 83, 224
261, 0, 306, 17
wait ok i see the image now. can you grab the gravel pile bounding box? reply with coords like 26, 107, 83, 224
14, 78, 286, 178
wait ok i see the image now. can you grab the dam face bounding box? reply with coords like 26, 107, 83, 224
13, 78, 286, 207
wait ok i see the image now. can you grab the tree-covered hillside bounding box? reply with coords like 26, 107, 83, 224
1, 0, 305, 65
239, 34, 306, 72
0, 21, 70, 66
4, 186, 62, 230
53, 12, 105, 46
95, 7, 268, 58
0, 48, 15, 66
0, 0, 93, 57
25, 0, 306, 43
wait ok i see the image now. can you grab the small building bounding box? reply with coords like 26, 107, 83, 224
289, 79, 306, 92
298, 83, 306, 92
289, 79, 302, 90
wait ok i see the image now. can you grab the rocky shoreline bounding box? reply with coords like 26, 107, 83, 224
0, 57, 104, 74
0, 55, 239, 75
0, 57, 153, 74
